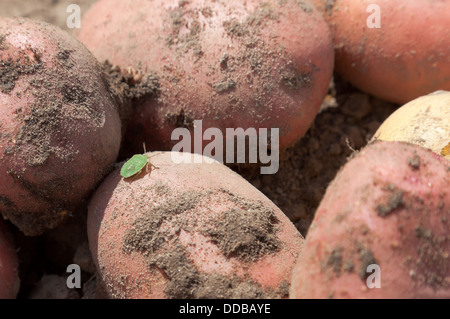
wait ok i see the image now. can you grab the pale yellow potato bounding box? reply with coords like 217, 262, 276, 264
372, 91, 450, 160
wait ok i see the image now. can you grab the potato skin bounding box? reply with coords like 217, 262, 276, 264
0, 18, 121, 236
290, 141, 450, 299
312, 0, 450, 104
88, 152, 303, 299
372, 91, 450, 161
0, 219, 20, 299
77, 0, 334, 155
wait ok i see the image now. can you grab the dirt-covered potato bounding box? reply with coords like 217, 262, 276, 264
0, 219, 20, 299
76, 0, 334, 156
88, 152, 303, 299
372, 91, 450, 161
290, 141, 450, 299
311, 0, 450, 104
0, 18, 121, 236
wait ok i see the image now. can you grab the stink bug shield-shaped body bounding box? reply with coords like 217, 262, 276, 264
120, 143, 158, 179
120, 154, 149, 178
120, 153, 158, 179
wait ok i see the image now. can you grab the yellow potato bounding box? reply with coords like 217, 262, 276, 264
372, 91, 450, 160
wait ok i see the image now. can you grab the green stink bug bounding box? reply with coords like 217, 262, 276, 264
120, 145, 158, 179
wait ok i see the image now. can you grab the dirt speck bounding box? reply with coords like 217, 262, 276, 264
210, 78, 236, 93
0, 54, 41, 93
344, 260, 355, 273
280, 70, 312, 90
326, 246, 343, 276
324, 0, 336, 14
376, 184, 404, 217
359, 247, 378, 281
408, 151, 420, 170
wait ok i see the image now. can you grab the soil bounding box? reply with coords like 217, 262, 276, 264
413, 226, 448, 289
0, 0, 400, 299
375, 184, 404, 217
201, 189, 281, 262
121, 187, 284, 299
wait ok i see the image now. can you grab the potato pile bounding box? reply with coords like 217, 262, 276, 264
0, 0, 448, 299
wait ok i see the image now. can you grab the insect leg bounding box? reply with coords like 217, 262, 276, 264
131, 169, 143, 181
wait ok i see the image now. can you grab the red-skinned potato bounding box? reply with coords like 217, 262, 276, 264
88, 152, 303, 299
0, 219, 20, 299
76, 0, 334, 156
311, 0, 450, 104
0, 18, 122, 236
290, 141, 450, 299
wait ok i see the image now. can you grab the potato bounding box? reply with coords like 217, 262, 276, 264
290, 141, 450, 299
0, 219, 20, 299
88, 152, 303, 298
372, 91, 450, 161
0, 18, 122, 236
76, 0, 334, 156
311, 0, 450, 104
